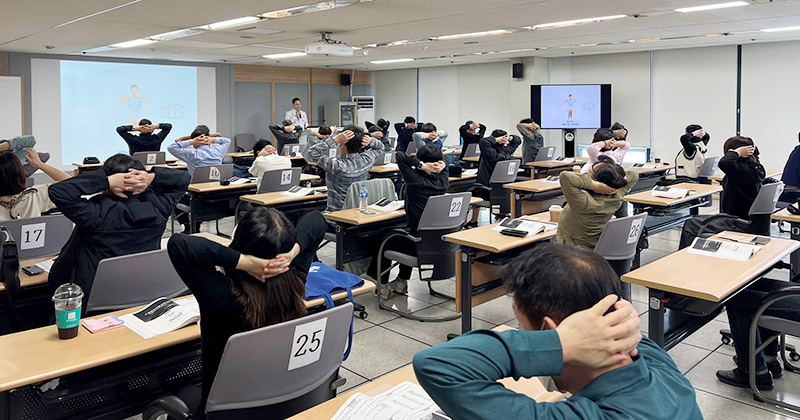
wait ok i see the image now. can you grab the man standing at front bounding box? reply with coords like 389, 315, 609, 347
284, 98, 308, 129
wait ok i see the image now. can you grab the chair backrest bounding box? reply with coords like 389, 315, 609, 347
206, 303, 354, 416
0, 214, 73, 260
750, 182, 784, 216
697, 156, 720, 178
343, 178, 397, 210
489, 159, 521, 184
234, 134, 257, 152
414, 193, 472, 280
405, 141, 417, 154
87, 248, 188, 313
594, 213, 648, 261
463, 143, 480, 158
257, 168, 302, 193
282, 144, 302, 157
418, 193, 472, 232
191, 164, 234, 183
132, 151, 166, 165
387, 137, 397, 149
534, 146, 556, 162
372, 152, 395, 166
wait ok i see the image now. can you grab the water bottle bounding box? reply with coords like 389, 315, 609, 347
649, 151, 655, 163
359, 183, 369, 213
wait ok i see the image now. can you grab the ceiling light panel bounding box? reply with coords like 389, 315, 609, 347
675, 1, 749, 13
531, 14, 627, 29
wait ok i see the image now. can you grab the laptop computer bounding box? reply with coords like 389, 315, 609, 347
534, 146, 556, 162
191, 164, 234, 183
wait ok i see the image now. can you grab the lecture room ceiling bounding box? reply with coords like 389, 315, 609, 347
2, 0, 800, 69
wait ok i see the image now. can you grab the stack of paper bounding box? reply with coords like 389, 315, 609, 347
331, 382, 442, 420
281, 186, 315, 197
651, 186, 689, 199
687, 238, 762, 261
492, 218, 558, 236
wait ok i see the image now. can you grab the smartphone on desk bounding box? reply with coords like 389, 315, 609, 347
22, 265, 45, 276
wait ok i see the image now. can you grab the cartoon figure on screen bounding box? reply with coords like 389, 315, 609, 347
118, 85, 151, 121
563, 94, 578, 122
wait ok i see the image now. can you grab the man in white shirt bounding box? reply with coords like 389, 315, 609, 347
248, 139, 291, 190
284, 98, 308, 129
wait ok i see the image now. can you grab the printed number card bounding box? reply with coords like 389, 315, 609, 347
146, 154, 157, 164
280, 170, 293, 185
20, 222, 46, 250
329, 149, 337, 158
507, 162, 516, 176
384, 153, 392, 164
209, 167, 221, 181
448, 197, 463, 218
627, 218, 643, 245
288, 318, 328, 371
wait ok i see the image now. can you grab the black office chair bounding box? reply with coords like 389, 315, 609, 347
375, 192, 472, 321
234, 134, 257, 153
458, 143, 480, 169
468, 159, 521, 223
696, 182, 784, 241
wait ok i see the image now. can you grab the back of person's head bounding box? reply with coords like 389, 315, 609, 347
138, 118, 152, 126
464, 120, 475, 127
519, 118, 533, 124
318, 125, 332, 136
723, 136, 759, 162
281, 119, 293, 127
420, 123, 437, 133
102, 153, 145, 176
228, 207, 307, 329
416, 145, 444, 163
592, 155, 628, 189
368, 125, 382, 135
376, 118, 388, 129
685, 124, 702, 133
593, 129, 615, 143
504, 243, 622, 326
252, 139, 270, 157
404, 116, 416, 124
190, 125, 210, 139
491, 129, 507, 138
342, 125, 366, 153
610, 122, 626, 132
0, 152, 26, 196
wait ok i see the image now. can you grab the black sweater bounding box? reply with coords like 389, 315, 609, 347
680, 132, 710, 157
48, 168, 190, 304
477, 135, 522, 187
458, 124, 487, 159
166, 212, 324, 417
396, 152, 449, 233
718, 150, 766, 219
116, 124, 173, 155
394, 122, 423, 153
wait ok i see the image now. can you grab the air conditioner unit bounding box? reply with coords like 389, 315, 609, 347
353, 96, 374, 127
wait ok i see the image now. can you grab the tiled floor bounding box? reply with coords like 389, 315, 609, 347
128, 197, 800, 419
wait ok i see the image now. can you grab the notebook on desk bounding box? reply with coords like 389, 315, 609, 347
687, 238, 762, 261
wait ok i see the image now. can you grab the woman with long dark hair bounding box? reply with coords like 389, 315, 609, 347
167, 207, 326, 418
1, 147, 70, 221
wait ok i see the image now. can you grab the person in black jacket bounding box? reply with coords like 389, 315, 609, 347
48, 154, 191, 307
680, 124, 710, 157
366, 146, 449, 299
394, 116, 423, 152
458, 120, 486, 160
476, 130, 522, 192
268, 119, 303, 154
167, 207, 326, 419
366, 118, 390, 138
115, 119, 173, 155
718, 136, 768, 232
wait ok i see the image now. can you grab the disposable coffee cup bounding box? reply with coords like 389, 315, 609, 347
572, 165, 581, 173
654, 157, 662, 164
549, 205, 563, 223
53, 283, 84, 339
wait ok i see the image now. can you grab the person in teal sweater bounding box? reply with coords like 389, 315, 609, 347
0, 135, 50, 178
413, 244, 702, 420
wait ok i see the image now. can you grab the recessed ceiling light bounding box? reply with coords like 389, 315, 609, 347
110, 38, 156, 49
675, 1, 748, 13
53, 0, 141, 29
434, 29, 511, 40
263, 52, 307, 59
369, 58, 414, 64
531, 15, 626, 29
149, 28, 205, 42
761, 26, 800, 33
204, 16, 262, 30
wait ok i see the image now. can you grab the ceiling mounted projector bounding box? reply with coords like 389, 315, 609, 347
305, 32, 354, 56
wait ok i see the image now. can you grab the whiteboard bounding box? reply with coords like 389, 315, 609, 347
0, 75, 23, 139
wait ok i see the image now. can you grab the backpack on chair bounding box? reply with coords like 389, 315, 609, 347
1, 227, 21, 332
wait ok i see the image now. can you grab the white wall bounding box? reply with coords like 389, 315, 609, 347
741, 40, 800, 169
374, 69, 417, 134
456, 61, 511, 145
651, 46, 738, 163
418, 66, 459, 144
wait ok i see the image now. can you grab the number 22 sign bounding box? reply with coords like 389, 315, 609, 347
288, 317, 327, 370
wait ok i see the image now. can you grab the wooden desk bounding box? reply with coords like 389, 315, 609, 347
624, 182, 721, 208
443, 212, 555, 333
368, 165, 400, 175
72, 159, 179, 175
503, 179, 562, 218
630, 162, 674, 175
709, 167, 782, 182
448, 173, 477, 191
526, 157, 588, 177
240, 188, 329, 216
622, 232, 799, 349
462, 156, 479, 163
772, 208, 800, 278
289, 325, 565, 420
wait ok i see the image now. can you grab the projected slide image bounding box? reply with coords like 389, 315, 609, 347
60, 60, 197, 165
540, 85, 601, 129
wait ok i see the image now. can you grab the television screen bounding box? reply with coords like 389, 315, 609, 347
531, 84, 611, 129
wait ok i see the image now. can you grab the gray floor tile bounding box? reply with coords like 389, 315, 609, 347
631, 284, 649, 304
695, 389, 730, 420
342, 326, 429, 380
381, 306, 494, 346
712, 400, 800, 420
668, 342, 713, 374
632, 300, 648, 317
682, 320, 728, 351
338, 367, 369, 393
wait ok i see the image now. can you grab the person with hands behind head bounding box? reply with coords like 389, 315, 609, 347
307, 125, 384, 212
48, 154, 191, 307
269, 119, 303, 154
248, 139, 291, 190
366, 118, 390, 139
369, 125, 391, 151
581, 129, 632, 217
412, 123, 447, 150
366, 146, 449, 299
116, 118, 173, 155
394, 116, 422, 153
516, 118, 544, 164
0, 148, 71, 221
476, 129, 522, 195
167, 207, 326, 419
414, 243, 701, 420
459, 120, 487, 160
167, 125, 231, 177
677, 124, 711, 180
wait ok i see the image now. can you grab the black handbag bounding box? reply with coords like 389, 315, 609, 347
83, 156, 101, 164
1, 226, 21, 331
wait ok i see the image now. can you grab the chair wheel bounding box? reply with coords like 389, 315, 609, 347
721, 336, 732, 345
790, 351, 800, 362
358, 311, 368, 320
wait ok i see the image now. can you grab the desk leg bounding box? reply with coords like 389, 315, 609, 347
631, 204, 643, 269
513, 192, 521, 218
335, 227, 344, 271
460, 248, 474, 334
648, 289, 667, 348
189, 194, 197, 234
791, 221, 800, 280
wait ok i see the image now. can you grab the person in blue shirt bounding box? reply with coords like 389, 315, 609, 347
167, 125, 231, 177
414, 243, 702, 420
412, 123, 447, 150
394, 117, 423, 152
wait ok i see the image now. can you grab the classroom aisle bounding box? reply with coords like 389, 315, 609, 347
128, 198, 800, 420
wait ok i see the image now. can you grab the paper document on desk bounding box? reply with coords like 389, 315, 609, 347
462, 169, 478, 176
369, 199, 405, 212
492, 217, 557, 236
330, 381, 442, 420
230, 177, 257, 185
543, 175, 560, 183
35, 258, 56, 272
281, 186, 315, 197
687, 238, 762, 262
380, 163, 399, 170
121, 297, 200, 339
651, 186, 689, 199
